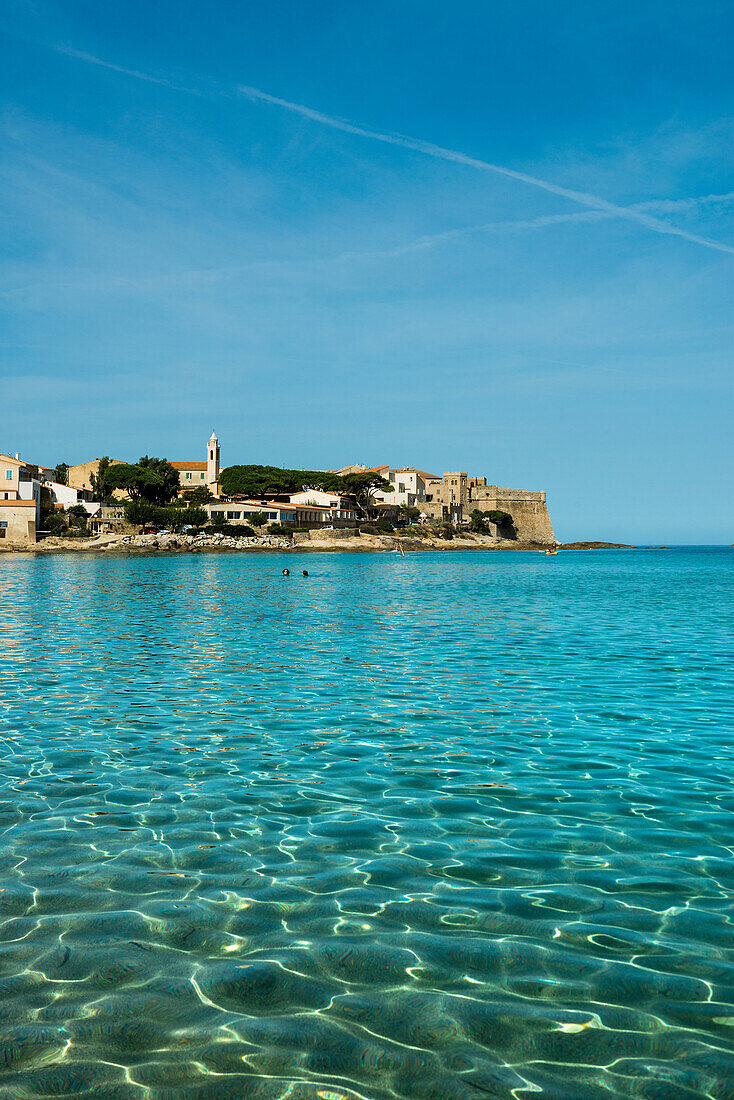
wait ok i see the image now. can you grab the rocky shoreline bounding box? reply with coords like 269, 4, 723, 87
1, 531, 639, 555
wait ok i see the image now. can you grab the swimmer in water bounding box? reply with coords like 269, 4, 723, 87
302, 570, 309, 577
282, 568, 290, 576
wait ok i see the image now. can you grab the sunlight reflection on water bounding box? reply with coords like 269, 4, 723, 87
0, 548, 732, 1099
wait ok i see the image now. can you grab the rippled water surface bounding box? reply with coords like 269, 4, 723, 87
1, 548, 733, 1100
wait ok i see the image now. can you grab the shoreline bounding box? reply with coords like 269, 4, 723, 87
1, 532, 638, 556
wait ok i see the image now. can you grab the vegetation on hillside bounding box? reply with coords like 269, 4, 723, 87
218, 464, 392, 509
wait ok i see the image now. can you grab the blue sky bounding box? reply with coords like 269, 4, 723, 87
1, 0, 733, 541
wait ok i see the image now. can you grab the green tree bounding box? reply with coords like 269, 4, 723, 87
219, 464, 368, 500
180, 485, 214, 504
106, 463, 165, 503
41, 506, 67, 535
53, 462, 69, 485
219, 464, 299, 498
469, 509, 514, 532
90, 457, 114, 502
340, 472, 393, 512
469, 509, 490, 533
66, 505, 88, 533
487, 510, 513, 528
137, 456, 181, 504
247, 511, 269, 527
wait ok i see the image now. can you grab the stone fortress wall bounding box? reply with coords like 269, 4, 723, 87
422, 472, 555, 544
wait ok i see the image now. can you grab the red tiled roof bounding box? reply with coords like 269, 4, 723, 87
171, 461, 207, 470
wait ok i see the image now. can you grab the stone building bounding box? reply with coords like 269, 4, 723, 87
172, 431, 221, 494
67, 458, 126, 494
336, 462, 555, 542
0, 453, 44, 542
422, 472, 555, 543
0, 500, 38, 545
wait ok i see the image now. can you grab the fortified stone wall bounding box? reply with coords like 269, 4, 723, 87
492, 495, 555, 544
468, 486, 555, 543
421, 476, 556, 543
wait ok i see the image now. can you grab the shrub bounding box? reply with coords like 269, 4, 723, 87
206, 522, 256, 537
267, 524, 294, 538
247, 512, 269, 527
487, 510, 513, 527
124, 502, 207, 528
397, 505, 421, 524
41, 508, 67, 535
469, 510, 489, 533
66, 505, 88, 534
376, 519, 394, 533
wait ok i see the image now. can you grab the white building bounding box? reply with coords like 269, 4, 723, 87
207, 500, 337, 526
289, 490, 357, 521
369, 467, 437, 508
42, 480, 86, 508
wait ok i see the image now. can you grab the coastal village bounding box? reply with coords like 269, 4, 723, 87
0, 431, 555, 549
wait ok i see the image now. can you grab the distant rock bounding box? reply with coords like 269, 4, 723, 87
560, 542, 638, 550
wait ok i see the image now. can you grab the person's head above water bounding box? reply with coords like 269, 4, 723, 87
302, 570, 309, 577
282, 568, 290, 576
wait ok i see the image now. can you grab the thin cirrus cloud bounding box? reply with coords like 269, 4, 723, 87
49, 44, 734, 258
238, 84, 734, 258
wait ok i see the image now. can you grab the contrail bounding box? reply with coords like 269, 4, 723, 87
48, 44, 734, 257
55, 45, 208, 96
239, 84, 734, 256
367, 193, 734, 258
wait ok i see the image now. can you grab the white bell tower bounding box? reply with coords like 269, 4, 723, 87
206, 431, 220, 487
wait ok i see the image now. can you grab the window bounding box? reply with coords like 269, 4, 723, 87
0, 521, 7, 528
200, 473, 205, 479
227, 511, 241, 520
4, 470, 12, 480
185, 472, 192, 480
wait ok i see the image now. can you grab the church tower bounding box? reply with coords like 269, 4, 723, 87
206, 431, 220, 488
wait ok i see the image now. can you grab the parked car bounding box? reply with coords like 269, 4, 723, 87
140, 526, 158, 534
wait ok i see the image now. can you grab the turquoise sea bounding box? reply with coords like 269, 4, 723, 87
0, 547, 733, 1100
